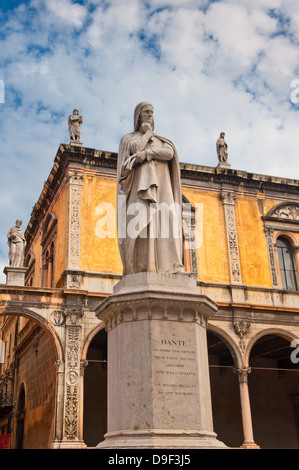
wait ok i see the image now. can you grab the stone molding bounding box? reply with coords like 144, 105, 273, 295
97, 274, 218, 333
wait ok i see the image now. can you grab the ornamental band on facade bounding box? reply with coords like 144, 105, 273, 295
66, 173, 83, 271
221, 190, 242, 284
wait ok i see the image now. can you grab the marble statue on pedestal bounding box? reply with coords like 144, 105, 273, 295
216, 132, 229, 163
68, 108, 83, 145
7, 219, 26, 267
117, 102, 185, 275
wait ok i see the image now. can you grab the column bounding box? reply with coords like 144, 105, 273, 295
66, 172, 83, 271
221, 190, 242, 284
63, 307, 86, 447
264, 227, 279, 288
292, 246, 299, 284
234, 367, 260, 449
47, 254, 53, 288
53, 307, 86, 448
79, 360, 88, 443
51, 360, 65, 448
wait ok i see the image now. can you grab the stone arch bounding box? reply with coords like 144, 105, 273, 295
207, 323, 243, 368
0, 307, 64, 362
273, 231, 298, 246
244, 327, 298, 367
267, 202, 299, 219
42, 211, 57, 235
81, 321, 105, 361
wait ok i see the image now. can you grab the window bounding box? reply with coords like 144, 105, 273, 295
276, 237, 298, 291
41, 212, 57, 288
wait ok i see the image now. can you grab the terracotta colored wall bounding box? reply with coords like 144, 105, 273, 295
183, 188, 230, 284
80, 175, 122, 274
16, 330, 57, 449
235, 196, 272, 287
53, 185, 67, 286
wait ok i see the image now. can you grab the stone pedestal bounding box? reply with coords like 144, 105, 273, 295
3, 266, 27, 286
69, 140, 83, 147
96, 272, 226, 449
217, 162, 231, 169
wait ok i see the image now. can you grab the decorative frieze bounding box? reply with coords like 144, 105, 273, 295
264, 227, 279, 287
62, 307, 83, 444
221, 190, 242, 284
66, 172, 83, 271
270, 204, 299, 221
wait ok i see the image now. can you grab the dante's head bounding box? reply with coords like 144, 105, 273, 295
15, 219, 22, 227
134, 102, 154, 131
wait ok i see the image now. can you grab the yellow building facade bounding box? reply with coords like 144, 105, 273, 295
0, 143, 299, 449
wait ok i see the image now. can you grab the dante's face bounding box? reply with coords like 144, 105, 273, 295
16, 220, 22, 228
139, 105, 154, 126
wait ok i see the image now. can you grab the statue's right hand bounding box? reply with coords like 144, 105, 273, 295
141, 122, 153, 134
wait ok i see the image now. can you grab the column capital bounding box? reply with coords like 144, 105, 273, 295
234, 367, 251, 383
221, 190, 236, 205
80, 360, 89, 376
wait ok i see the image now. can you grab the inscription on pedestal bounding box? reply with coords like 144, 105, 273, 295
153, 338, 198, 398
148, 319, 205, 430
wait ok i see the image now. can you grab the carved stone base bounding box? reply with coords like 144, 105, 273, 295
97, 429, 226, 449
69, 140, 83, 147
240, 440, 260, 449
52, 439, 87, 449
95, 272, 227, 449
217, 162, 231, 169
3, 266, 27, 286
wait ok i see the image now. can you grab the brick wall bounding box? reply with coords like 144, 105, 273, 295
15, 327, 57, 449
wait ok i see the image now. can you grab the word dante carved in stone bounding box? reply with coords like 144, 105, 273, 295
161, 339, 187, 347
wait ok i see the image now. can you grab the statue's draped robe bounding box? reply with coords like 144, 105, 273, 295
68, 115, 81, 140
7, 226, 26, 267
216, 137, 228, 163
117, 131, 184, 275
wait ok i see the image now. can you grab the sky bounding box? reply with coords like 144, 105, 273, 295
0, 0, 299, 282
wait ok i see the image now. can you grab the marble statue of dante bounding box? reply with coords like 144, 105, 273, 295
117, 102, 185, 275
68, 108, 83, 142
216, 132, 228, 163
7, 219, 26, 267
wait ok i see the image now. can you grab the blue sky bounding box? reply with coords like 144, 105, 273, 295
0, 0, 299, 281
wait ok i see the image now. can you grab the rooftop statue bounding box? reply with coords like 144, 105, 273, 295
117, 102, 185, 275
216, 132, 228, 164
68, 108, 83, 145
7, 219, 26, 267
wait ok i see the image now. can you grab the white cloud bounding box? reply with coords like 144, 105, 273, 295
45, 0, 87, 27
